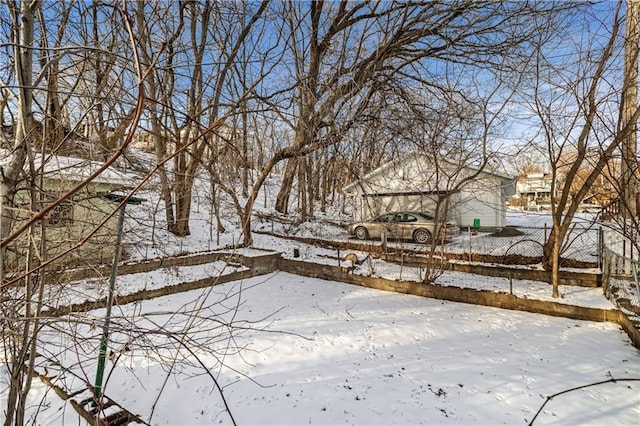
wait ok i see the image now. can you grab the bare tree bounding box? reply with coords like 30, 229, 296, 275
620, 0, 639, 223
0, 1, 147, 423
134, 0, 269, 237
0, 0, 36, 246
268, 1, 569, 220
525, 1, 640, 297
598, 0, 640, 257
1, 2, 46, 422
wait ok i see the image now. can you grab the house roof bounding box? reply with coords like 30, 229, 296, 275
0, 151, 135, 188
342, 152, 514, 194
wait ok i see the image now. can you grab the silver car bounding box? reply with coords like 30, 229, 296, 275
348, 211, 459, 244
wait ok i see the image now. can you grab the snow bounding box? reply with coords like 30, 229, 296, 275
44, 260, 247, 308
0, 150, 135, 187
17, 273, 640, 425
505, 210, 600, 228
2, 169, 638, 426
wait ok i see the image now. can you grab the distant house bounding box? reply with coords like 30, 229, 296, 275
512, 172, 554, 210
1, 153, 136, 272
342, 153, 515, 230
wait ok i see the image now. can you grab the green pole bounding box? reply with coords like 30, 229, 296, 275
93, 203, 126, 406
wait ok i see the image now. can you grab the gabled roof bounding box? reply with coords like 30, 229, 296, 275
36, 155, 134, 187
342, 152, 514, 194
0, 150, 135, 188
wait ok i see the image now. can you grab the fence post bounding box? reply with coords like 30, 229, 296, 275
381, 229, 387, 253
468, 226, 472, 262
602, 248, 608, 296
509, 273, 513, 295
632, 261, 639, 306
598, 226, 603, 270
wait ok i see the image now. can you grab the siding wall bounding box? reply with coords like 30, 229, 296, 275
4, 180, 123, 272
346, 154, 511, 229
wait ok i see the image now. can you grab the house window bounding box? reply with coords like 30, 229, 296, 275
45, 194, 74, 226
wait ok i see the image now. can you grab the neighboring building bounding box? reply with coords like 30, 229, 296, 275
1, 153, 136, 272
513, 172, 554, 210
512, 159, 637, 215
131, 128, 156, 151
342, 152, 515, 230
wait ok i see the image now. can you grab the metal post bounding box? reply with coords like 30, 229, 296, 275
468, 226, 472, 262
94, 203, 126, 405
598, 227, 603, 270
632, 260, 639, 306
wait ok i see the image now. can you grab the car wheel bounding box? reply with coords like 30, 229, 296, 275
354, 226, 369, 240
413, 228, 432, 244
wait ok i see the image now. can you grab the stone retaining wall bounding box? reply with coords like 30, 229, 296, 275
376, 252, 601, 287
48, 251, 636, 349
447, 261, 600, 287
277, 258, 639, 349
44, 268, 266, 318
60, 251, 281, 282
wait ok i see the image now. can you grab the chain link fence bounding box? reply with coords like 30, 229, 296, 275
601, 229, 640, 316
445, 224, 601, 265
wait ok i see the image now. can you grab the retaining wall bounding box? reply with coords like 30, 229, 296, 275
277, 258, 639, 349
60, 251, 280, 282
447, 261, 600, 287
43, 257, 279, 318
48, 251, 637, 349
374, 252, 601, 287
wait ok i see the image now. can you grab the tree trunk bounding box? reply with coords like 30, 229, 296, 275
542, 225, 555, 270
241, 105, 249, 198
275, 157, 298, 214
173, 174, 194, 236
542, 223, 563, 298
0, 1, 35, 247
307, 156, 315, 219
551, 233, 561, 298
5, 210, 37, 426
621, 0, 639, 220
154, 129, 177, 232
298, 157, 307, 220
211, 183, 225, 233
320, 157, 329, 213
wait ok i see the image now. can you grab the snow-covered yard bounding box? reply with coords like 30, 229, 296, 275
3, 173, 638, 426
19, 272, 640, 425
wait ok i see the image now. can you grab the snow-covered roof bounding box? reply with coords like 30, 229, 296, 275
0, 151, 135, 188
343, 152, 514, 194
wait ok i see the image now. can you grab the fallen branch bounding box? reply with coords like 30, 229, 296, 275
528, 376, 640, 425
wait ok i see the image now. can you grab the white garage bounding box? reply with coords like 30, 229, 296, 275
342, 153, 515, 230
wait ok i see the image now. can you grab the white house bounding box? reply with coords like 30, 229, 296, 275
513, 172, 554, 210
342, 153, 515, 230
